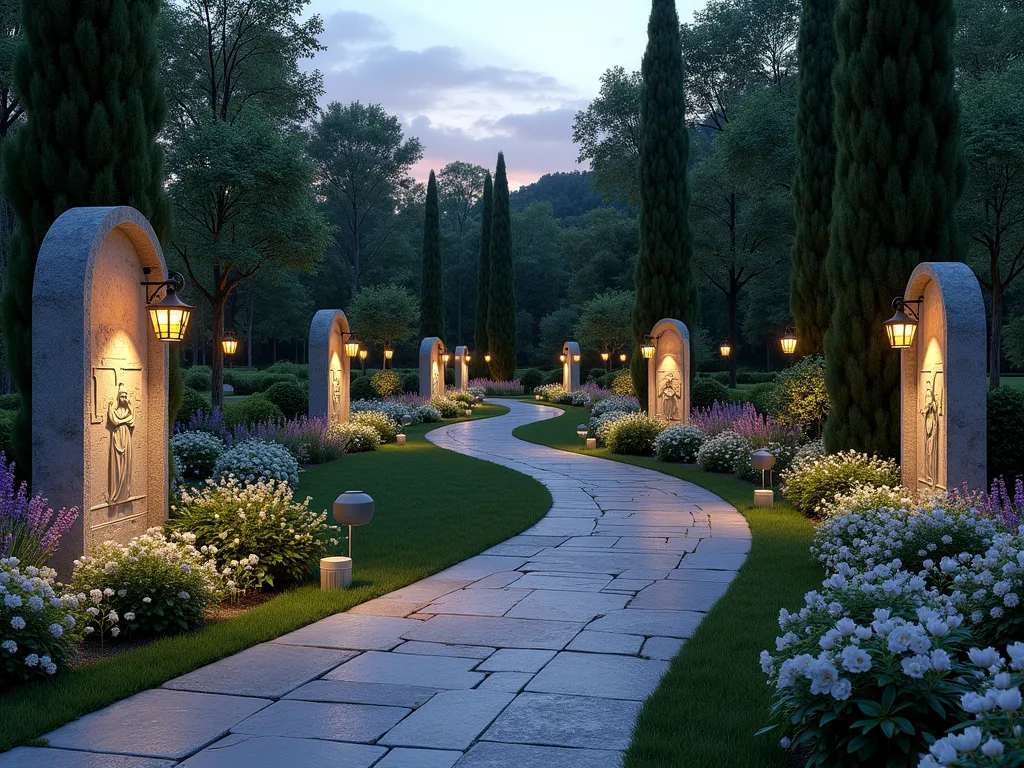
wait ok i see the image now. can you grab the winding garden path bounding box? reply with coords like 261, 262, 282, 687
3, 400, 749, 768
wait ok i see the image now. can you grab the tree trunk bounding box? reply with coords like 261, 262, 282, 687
352, 216, 361, 296
728, 279, 739, 389
990, 277, 1003, 389
211, 297, 225, 410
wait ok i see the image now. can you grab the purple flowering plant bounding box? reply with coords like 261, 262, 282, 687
0, 453, 78, 568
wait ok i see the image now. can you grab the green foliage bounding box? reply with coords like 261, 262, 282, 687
176, 388, 211, 427
183, 366, 212, 393
631, 0, 698, 410
223, 371, 299, 396
605, 413, 668, 456
520, 369, 546, 392
264, 361, 308, 380
263, 381, 308, 420
3, 0, 170, 471
171, 477, 339, 591
71, 531, 223, 640
350, 375, 376, 401
825, 0, 965, 456
170, 431, 225, 480
987, 386, 1024, 481
349, 284, 419, 354
0, 393, 18, 411
611, 371, 635, 396
168, 353, 184, 427
351, 410, 400, 444
472, 172, 494, 377
691, 377, 730, 410
773, 356, 830, 436
733, 382, 778, 416
419, 170, 445, 339
780, 450, 901, 518
401, 372, 419, 394
223, 394, 284, 430
575, 290, 634, 356
790, 0, 837, 356
487, 153, 518, 380
1006, 317, 1024, 370
370, 370, 402, 398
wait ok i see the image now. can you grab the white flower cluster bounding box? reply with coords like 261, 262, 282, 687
653, 425, 705, 463
350, 399, 412, 423
591, 395, 640, 418
920, 643, 1024, 767
588, 410, 630, 445
326, 422, 382, 453
213, 439, 300, 487
779, 448, 901, 517
0, 558, 77, 680
351, 410, 401, 443
532, 383, 566, 402
604, 412, 668, 456
170, 430, 225, 480
430, 395, 464, 418
696, 430, 751, 473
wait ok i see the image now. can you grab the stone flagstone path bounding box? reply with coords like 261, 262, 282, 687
1, 399, 749, 768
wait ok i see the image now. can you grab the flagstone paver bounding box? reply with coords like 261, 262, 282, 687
21, 399, 747, 767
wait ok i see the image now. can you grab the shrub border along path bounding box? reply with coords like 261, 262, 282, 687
0, 404, 552, 753
512, 403, 823, 768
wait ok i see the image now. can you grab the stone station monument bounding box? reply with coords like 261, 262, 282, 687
420, 337, 445, 399
454, 346, 471, 391
646, 319, 690, 425
562, 341, 581, 392
309, 310, 352, 427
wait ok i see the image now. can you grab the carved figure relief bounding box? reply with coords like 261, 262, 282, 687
431, 362, 440, 397
331, 368, 342, 421
107, 384, 135, 503
919, 369, 945, 489
658, 371, 682, 423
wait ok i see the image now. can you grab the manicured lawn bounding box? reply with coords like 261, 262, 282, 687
513, 404, 822, 768
1003, 376, 1024, 391
0, 404, 551, 753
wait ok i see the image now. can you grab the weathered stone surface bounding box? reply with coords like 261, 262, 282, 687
586, 609, 704, 638
272, 614, 421, 651
509, 573, 612, 592
44, 689, 270, 760
478, 672, 534, 692
0, 748, 174, 768
484, 692, 641, 750
284, 680, 440, 708
566, 630, 644, 655
178, 735, 384, 768
641, 636, 686, 660
477, 649, 557, 673
424, 588, 532, 616
403, 615, 584, 650
231, 700, 408, 743
505, 589, 628, 622
379, 690, 515, 750
324, 651, 484, 689
666, 568, 736, 582
677, 552, 746, 571
376, 748, 464, 768
455, 742, 624, 767
393, 641, 495, 659
347, 598, 426, 617
628, 579, 730, 612
526, 652, 669, 700
163, 643, 354, 698
308, 309, 351, 427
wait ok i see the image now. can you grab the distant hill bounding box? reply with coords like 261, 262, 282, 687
510, 170, 626, 220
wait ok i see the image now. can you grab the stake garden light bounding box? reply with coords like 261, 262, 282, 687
321, 490, 375, 590
576, 424, 588, 442
885, 296, 923, 350
141, 269, 192, 342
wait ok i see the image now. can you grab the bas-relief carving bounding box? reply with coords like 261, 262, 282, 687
331, 366, 342, 423
657, 369, 682, 424
90, 356, 146, 513
431, 362, 440, 398
919, 367, 945, 491
107, 384, 135, 502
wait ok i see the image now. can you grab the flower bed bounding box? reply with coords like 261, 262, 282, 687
468, 378, 524, 396
326, 422, 381, 453
213, 439, 300, 487
780, 449, 901, 518
0, 454, 78, 568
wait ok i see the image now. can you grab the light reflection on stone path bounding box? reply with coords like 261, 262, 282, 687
3, 400, 749, 768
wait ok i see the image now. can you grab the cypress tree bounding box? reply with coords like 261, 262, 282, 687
824, 0, 965, 456
630, 0, 698, 410
2, 0, 170, 473
472, 172, 493, 378
419, 170, 445, 339
790, 0, 837, 356
487, 153, 517, 381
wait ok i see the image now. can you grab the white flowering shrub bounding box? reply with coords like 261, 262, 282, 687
351, 410, 400, 443
431, 395, 464, 418
170, 430, 225, 480
733, 441, 798, 483
554, 389, 592, 408
605, 413, 668, 455
815, 483, 914, 520
920, 644, 1024, 767
69, 529, 224, 642
170, 477, 340, 591
533, 383, 566, 402
780, 449, 901, 518
592, 395, 640, 418
326, 422, 381, 453
760, 563, 974, 765
350, 399, 411, 424
213, 439, 299, 487
412, 405, 441, 424
813, 501, 1000, 575
696, 430, 751, 473
794, 438, 826, 464
588, 410, 630, 445
653, 425, 705, 463
1, 558, 79, 684
447, 389, 476, 406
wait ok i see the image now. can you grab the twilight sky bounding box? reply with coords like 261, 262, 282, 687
306, 0, 703, 188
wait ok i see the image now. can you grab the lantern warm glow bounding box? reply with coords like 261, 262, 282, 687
719, 342, 732, 358
885, 297, 922, 350
780, 331, 798, 355
559, 354, 566, 363
465, 354, 472, 362
359, 349, 368, 361
619, 353, 627, 364
442, 352, 451, 363
640, 335, 656, 360
147, 288, 192, 342
384, 347, 394, 360
484, 354, 491, 363
221, 332, 239, 356
344, 339, 361, 358
600, 352, 609, 362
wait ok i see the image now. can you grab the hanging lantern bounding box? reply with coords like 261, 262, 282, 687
885, 297, 922, 350
143, 272, 193, 342
719, 342, 732, 358
221, 330, 239, 356
640, 335, 656, 360
600, 352, 609, 362
384, 346, 394, 361
780, 328, 798, 356
559, 353, 567, 363
344, 336, 361, 358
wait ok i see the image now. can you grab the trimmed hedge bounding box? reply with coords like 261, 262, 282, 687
264, 381, 309, 420
351, 375, 376, 401
176, 388, 211, 427
988, 386, 1024, 481
224, 393, 284, 429
691, 376, 730, 409
183, 365, 212, 392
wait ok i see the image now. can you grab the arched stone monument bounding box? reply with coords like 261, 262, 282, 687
900, 263, 986, 494
309, 310, 351, 426
562, 342, 581, 392
646, 319, 690, 425
420, 337, 445, 399
454, 345, 471, 391
32, 207, 169, 575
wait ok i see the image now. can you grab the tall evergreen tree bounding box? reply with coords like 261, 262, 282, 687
2, 0, 170, 473
487, 153, 517, 381
472, 172, 493, 378
419, 170, 445, 339
630, 0, 698, 409
790, 0, 837, 356
824, 0, 965, 456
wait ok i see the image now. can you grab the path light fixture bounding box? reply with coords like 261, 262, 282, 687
221, 330, 239, 356
640, 334, 656, 360
751, 449, 776, 508
885, 296, 923, 350
397, 414, 413, 446
141, 270, 192, 342
576, 424, 588, 442
322, 490, 375, 590
719, 341, 732, 358
780, 328, 798, 356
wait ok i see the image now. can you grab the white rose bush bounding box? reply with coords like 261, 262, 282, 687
0, 558, 79, 684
